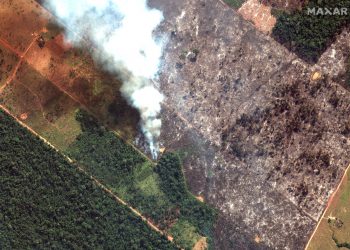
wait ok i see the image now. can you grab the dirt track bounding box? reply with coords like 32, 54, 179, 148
0, 7, 172, 245
0, 35, 37, 94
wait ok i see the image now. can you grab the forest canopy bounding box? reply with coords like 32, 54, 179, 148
65, 110, 217, 249
0, 109, 176, 249
272, 0, 350, 63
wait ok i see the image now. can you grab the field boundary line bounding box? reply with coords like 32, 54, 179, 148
304, 162, 350, 250
0, 35, 38, 94
0, 32, 154, 163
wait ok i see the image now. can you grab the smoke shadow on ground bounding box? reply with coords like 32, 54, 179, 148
33, 0, 143, 141
71, 62, 142, 140
106, 90, 141, 136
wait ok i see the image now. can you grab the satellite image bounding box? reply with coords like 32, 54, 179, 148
0, 0, 349, 249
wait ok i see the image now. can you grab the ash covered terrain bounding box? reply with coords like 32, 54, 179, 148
148, 0, 350, 249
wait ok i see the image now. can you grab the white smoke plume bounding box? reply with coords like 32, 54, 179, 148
44, 0, 165, 159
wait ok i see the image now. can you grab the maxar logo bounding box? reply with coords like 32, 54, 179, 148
307, 7, 348, 15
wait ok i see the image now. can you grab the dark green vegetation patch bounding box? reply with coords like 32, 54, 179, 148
156, 154, 217, 248
332, 234, 350, 249
0, 109, 176, 249
272, 0, 350, 63
66, 110, 217, 250
223, 0, 245, 9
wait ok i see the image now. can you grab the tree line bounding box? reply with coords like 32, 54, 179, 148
272, 0, 350, 63
0, 109, 176, 249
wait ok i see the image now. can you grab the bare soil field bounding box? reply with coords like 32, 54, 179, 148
238, 0, 276, 34
0, 0, 46, 53
0, 0, 140, 140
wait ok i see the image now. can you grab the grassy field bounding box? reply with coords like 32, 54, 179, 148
1, 62, 82, 150
0, 109, 176, 249
307, 166, 350, 249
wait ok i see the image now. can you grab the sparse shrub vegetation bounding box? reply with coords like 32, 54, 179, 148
332, 234, 350, 249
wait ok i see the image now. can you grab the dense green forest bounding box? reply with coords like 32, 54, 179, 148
155, 154, 217, 248
272, 0, 350, 63
66, 110, 217, 249
0, 109, 176, 249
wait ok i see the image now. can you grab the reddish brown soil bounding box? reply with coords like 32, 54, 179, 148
238, 0, 276, 34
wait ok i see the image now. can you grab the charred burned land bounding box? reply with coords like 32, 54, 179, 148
1, 0, 350, 249
151, 0, 350, 248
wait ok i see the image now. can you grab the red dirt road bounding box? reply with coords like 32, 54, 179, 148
0, 35, 38, 94
0, 30, 173, 245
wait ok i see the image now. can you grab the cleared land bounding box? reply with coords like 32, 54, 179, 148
149, 0, 350, 248
238, 0, 276, 34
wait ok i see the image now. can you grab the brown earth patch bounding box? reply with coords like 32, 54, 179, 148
238, 0, 276, 34
192, 237, 207, 250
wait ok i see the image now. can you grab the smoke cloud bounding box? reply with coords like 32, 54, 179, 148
45, 0, 165, 159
